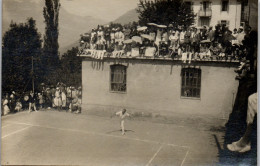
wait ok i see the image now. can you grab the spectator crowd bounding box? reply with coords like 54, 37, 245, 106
2, 82, 82, 116
79, 22, 253, 65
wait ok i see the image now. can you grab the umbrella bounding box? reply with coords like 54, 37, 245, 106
147, 23, 158, 26
141, 34, 154, 41
200, 39, 211, 43
156, 24, 167, 28
123, 39, 133, 44
137, 26, 147, 31
131, 36, 142, 43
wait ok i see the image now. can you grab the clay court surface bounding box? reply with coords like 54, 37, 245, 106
1, 110, 224, 166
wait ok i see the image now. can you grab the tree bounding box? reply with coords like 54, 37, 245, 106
2, 18, 42, 94
137, 0, 196, 29
59, 47, 82, 86
43, 0, 61, 75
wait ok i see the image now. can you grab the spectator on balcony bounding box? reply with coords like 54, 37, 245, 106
192, 28, 201, 53
91, 29, 97, 41
123, 27, 131, 40
169, 30, 178, 51
104, 28, 111, 48
97, 26, 104, 39
115, 28, 124, 49
236, 26, 245, 46
162, 28, 169, 44
232, 28, 238, 38
155, 27, 163, 47
110, 28, 116, 44
179, 28, 185, 46
184, 27, 192, 52
208, 26, 215, 42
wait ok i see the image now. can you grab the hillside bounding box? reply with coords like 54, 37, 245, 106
113, 8, 139, 24
2, 0, 106, 55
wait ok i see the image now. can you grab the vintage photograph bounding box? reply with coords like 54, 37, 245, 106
1, 0, 258, 165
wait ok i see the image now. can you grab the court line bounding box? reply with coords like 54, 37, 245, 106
2, 124, 13, 128
5, 120, 190, 149
145, 144, 163, 166
2, 126, 31, 139
180, 148, 190, 166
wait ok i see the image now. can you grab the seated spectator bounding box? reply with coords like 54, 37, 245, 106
131, 41, 140, 57
217, 43, 226, 60
227, 93, 257, 153
15, 99, 23, 112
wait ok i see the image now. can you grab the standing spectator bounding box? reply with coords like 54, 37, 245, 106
9, 92, 16, 113
2, 94, 10, 116
192, 28, 201, 53
45, 87, 52, 109
236, 26, 245, 46
61, 89, 67, 110
28, 91, 38, 113
38, 92, 44, 109
53, 87, 62, 110
208, 26, 215, 42
179, 28, 185, 46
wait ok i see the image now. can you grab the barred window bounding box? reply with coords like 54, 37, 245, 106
181, 68, 201, 98
110, 65, 127, 92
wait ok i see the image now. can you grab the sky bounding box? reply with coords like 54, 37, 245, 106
19, 0, 139, 22
61, 0, 139, 21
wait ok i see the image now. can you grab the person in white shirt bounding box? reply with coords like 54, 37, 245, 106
114, 109, 131, 135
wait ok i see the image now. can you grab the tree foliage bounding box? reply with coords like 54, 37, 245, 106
137, 0, 196, 29
43, 0, 61, 74
59, 47, 82, 86
2, 18, 42, 93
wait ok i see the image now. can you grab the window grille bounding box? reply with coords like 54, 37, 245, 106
110, 65, 127, 92
181, 68, 201, 98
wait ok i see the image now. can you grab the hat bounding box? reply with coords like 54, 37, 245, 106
239, 26, 244, 29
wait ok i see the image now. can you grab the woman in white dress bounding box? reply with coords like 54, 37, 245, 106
61, 89, 67, 109
54, 88, 62, 109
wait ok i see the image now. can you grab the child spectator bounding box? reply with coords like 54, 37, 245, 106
15, 99, 22, 112
38, 92, 44, 109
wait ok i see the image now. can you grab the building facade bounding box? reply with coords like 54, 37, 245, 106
184, 0, 242, 30
81, 57, 239, 119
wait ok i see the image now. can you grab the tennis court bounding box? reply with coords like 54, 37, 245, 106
1, 111, 222, 165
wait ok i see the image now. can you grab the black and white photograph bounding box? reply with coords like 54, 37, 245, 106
1, 0, 258, 165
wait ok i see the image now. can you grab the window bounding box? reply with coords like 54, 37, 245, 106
184, 1, 193, 10
201, 1, 211, 10
110, 65, 127, 92
181, 68, 201, 98
222, 0, 229, 11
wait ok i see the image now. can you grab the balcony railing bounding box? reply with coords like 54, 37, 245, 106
198, 9, 212, 17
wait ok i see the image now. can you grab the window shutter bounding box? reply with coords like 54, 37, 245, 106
209, 1, 212, 9
200, 2, 202, 10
